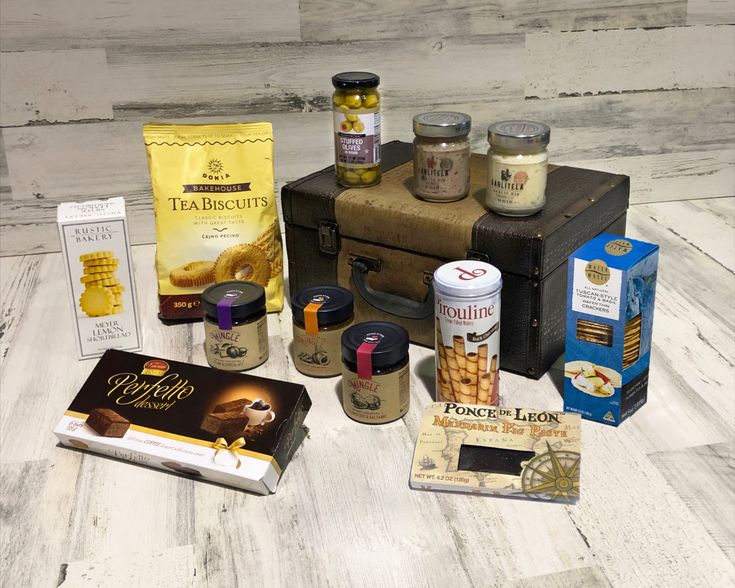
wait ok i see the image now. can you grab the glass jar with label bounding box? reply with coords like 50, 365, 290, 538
332, 72, 381, 187
202, 281, 268, 371
412, 111, 471, 202
292, 285, 354, 377
341, 321, 409, 424
486, 121, 551, 216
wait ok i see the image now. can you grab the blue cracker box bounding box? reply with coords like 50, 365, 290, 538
564, 234, 659, 426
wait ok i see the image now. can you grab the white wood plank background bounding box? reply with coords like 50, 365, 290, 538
1, 2, 734, 586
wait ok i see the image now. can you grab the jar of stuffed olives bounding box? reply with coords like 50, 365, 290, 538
332, 72, 381, 187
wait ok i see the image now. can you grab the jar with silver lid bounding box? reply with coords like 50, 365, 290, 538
486, 121, 551, 216
412, 111, 471, 202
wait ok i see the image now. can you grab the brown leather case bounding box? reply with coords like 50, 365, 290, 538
282, 141, 629, 379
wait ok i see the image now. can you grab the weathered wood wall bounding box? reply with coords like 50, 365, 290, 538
1, 1, 733, 256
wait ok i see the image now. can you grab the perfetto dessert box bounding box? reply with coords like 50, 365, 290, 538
410, 402, 581, 502
282, 140, 629, 379
564, 234, 659, 426
54, 350, 311, 494
57, 197, 142, 359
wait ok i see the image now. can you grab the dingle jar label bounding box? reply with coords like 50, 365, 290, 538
204, 315, 268, 371
293, 323, 346, 377
342, 364, 410, 424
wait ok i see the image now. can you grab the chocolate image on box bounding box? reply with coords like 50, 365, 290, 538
86, 408, 130, 437
212, 398, 250, 413
201, 411, 250, 437
161, 461, 202, 477
68, 439, 89, 450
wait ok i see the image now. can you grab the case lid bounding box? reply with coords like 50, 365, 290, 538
281, 141, 629, 280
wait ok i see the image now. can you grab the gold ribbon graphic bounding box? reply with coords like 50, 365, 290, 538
212, 437, 246, 468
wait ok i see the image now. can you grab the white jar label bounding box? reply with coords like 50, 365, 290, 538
293, 323, 347, 377
204, 315, 268, 371
487, 157, 547, 212
413, 145, 470, 200
333, 110, 380, 166
342, 363, 410, 424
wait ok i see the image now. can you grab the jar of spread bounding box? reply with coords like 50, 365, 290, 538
332, 71, 381, 188
486, 120, 551, 216
202, 281, 268, 371
434, 260, 502, 406
292, 285, 354, 377
412, 111, 471, 202
341, 322, 410, 424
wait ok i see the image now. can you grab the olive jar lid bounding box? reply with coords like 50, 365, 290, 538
342, 321, 409, 370
332, 72, 380, 89
292, 285, 354, 326
413, 112, 472, 138
202, 281, 266, 324
487, 120, 551, 150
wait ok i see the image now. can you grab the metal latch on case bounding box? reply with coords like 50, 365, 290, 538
347, 254, 381, 272
318, 221, 340, 255
467, 249, 490, 263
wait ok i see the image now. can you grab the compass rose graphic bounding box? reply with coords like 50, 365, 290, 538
520, 442, 581, 501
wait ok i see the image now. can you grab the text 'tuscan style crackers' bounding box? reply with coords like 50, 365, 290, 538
143, 122, 284, 320
57, 197, 142, 359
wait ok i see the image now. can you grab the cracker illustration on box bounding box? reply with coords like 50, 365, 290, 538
78, 250, 124, 317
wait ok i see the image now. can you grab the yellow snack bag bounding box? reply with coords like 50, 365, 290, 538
143, 122, 284, 319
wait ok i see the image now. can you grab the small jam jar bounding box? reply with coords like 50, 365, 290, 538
412, 111, 471, 202
202, 281, 268, 371
341, 321, 410, 424
292, 285, 354, 377
486, 120, 551, 216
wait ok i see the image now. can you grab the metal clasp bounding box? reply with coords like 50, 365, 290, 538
318, 221, 340, 255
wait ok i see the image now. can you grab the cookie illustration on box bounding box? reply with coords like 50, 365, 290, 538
86, 408, 130, 437
79, 250, 124, 317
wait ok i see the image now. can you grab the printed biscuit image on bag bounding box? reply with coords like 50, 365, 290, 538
144, 122, 284, 319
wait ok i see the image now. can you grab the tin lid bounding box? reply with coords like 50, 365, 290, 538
332, 72, 380, 89
413, 112, 472, 138
341, 321, 409, 370
201, 281, 266, 324
487, 120, 551, 150
292, 285, 354, 326
433, 261, 503, 298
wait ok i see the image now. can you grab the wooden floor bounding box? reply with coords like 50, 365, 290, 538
0, 196, 733, 587
1, 0, 734, 586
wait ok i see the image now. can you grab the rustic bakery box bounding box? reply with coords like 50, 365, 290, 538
282, 141, 629, 379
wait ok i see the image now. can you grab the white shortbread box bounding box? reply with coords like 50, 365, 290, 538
57, 197, 142, 359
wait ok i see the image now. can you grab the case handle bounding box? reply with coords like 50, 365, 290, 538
351, 258, 434, 320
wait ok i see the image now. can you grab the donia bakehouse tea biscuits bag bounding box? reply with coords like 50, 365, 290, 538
144, 123, 283, 319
